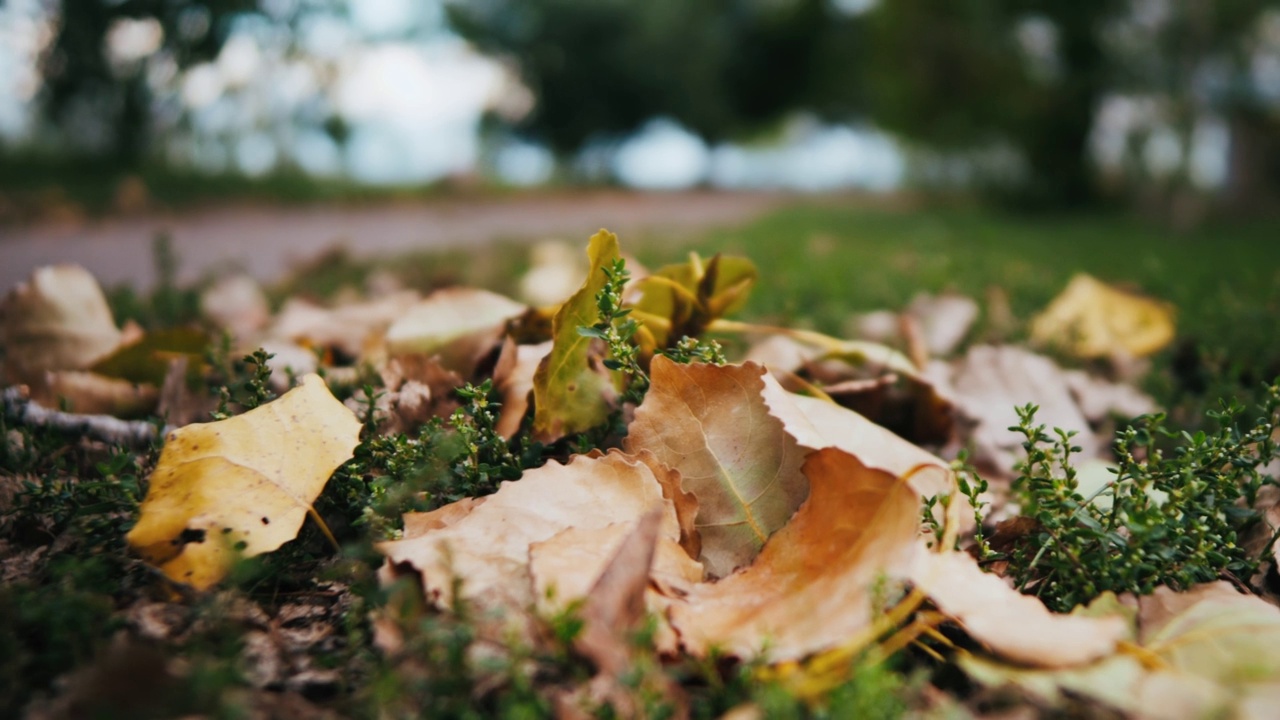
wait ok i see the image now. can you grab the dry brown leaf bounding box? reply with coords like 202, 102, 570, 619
910, 550, 1127, 668
377, 450, 679, 631
930, 345, 1105, 474
201, 274, 270, 340
1, 265, 123, 386
1030, 274, 1175, 359
746, 334, 954, 446
402, 497, 487, 540
43, 370, 158, 417
668, 447, 920, 661
492, 338, 552, 439
531, 507, 702, 665
384, 288, 526, 375
626, 358, 810, 579
126, 374, 361, 589
770, 389, 952, 499
964, 583, 1280, 720
269, 291, 420, 359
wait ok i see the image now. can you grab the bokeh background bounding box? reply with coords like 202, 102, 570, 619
2, 0, 1279, 222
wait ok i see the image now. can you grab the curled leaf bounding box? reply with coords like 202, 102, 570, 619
910, 550, 1128, 668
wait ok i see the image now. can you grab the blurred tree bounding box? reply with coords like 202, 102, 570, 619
864, 0, 1280, 210
39, 0, 256, 166
448, 0, 864, 156
863, 0, 1124, 207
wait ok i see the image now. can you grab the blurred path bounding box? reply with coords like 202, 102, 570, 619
0, 191, 787, 292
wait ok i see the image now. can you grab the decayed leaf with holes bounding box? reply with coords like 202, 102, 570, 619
667, 447, 920, 661
126, 374, 361, 589
1, 264, 123, 386
626, 357, 810, 578
377, 450, 678, 629
960, 582, 1280, 719
1030, 274, 1175, 359
531, 230, 620, 441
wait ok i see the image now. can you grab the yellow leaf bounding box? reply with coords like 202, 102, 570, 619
126, 374, 360, 589
626, 358, 810, 578
531, 229, 619, 441
1030, 273, 1175, 358
632, 253, 757, 346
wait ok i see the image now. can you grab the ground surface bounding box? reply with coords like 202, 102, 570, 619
0, 190, 788, 294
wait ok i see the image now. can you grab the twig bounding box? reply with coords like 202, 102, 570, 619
3, 386, 168, 447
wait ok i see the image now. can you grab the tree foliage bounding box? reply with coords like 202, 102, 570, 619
39, 0, 257, 165
447, 0, 864, 154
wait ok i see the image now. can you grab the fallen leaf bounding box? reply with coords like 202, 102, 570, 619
377, 450, 678, 630
44, 370, 159, 417
961, 582, 1280, 720
909, 550, 1128, 668
745, 334, 954, 447
626, 358, 810, 579
126, 374, 361, 589
1, 264, 123, 386
384, 288, 526, 375
633, 253, 757, 346
905, 292, 980, 357
492, 338, 552, 439
269, 290, 420, 359
668, 447, 920, 661
531, 230, 620, 442
530, 509, 701, 660
90, 327, 208, 386
201, 274, 270, 340
402, 497, 487, 540
519, 240, 588, 308
928, 345, 1110, 474
774, 390, 953, 505
548, 508, 691, 719
1030, 274, 1175, 359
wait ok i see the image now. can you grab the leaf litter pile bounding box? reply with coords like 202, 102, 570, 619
3, 230, 1280, 718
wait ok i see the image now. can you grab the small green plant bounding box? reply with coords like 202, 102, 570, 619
581, 257, 727, 407
1007, 382, 1280, 612
580, 258, 649, 404
449, 379, 525, 495
210, 347, 277, 420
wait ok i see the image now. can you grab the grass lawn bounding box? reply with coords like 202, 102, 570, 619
640, 201, 1280, 418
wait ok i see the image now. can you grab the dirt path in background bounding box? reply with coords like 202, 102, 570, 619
0, 190, 791, 293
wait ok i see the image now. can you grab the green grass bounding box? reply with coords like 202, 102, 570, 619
637, 202, 1280, 419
